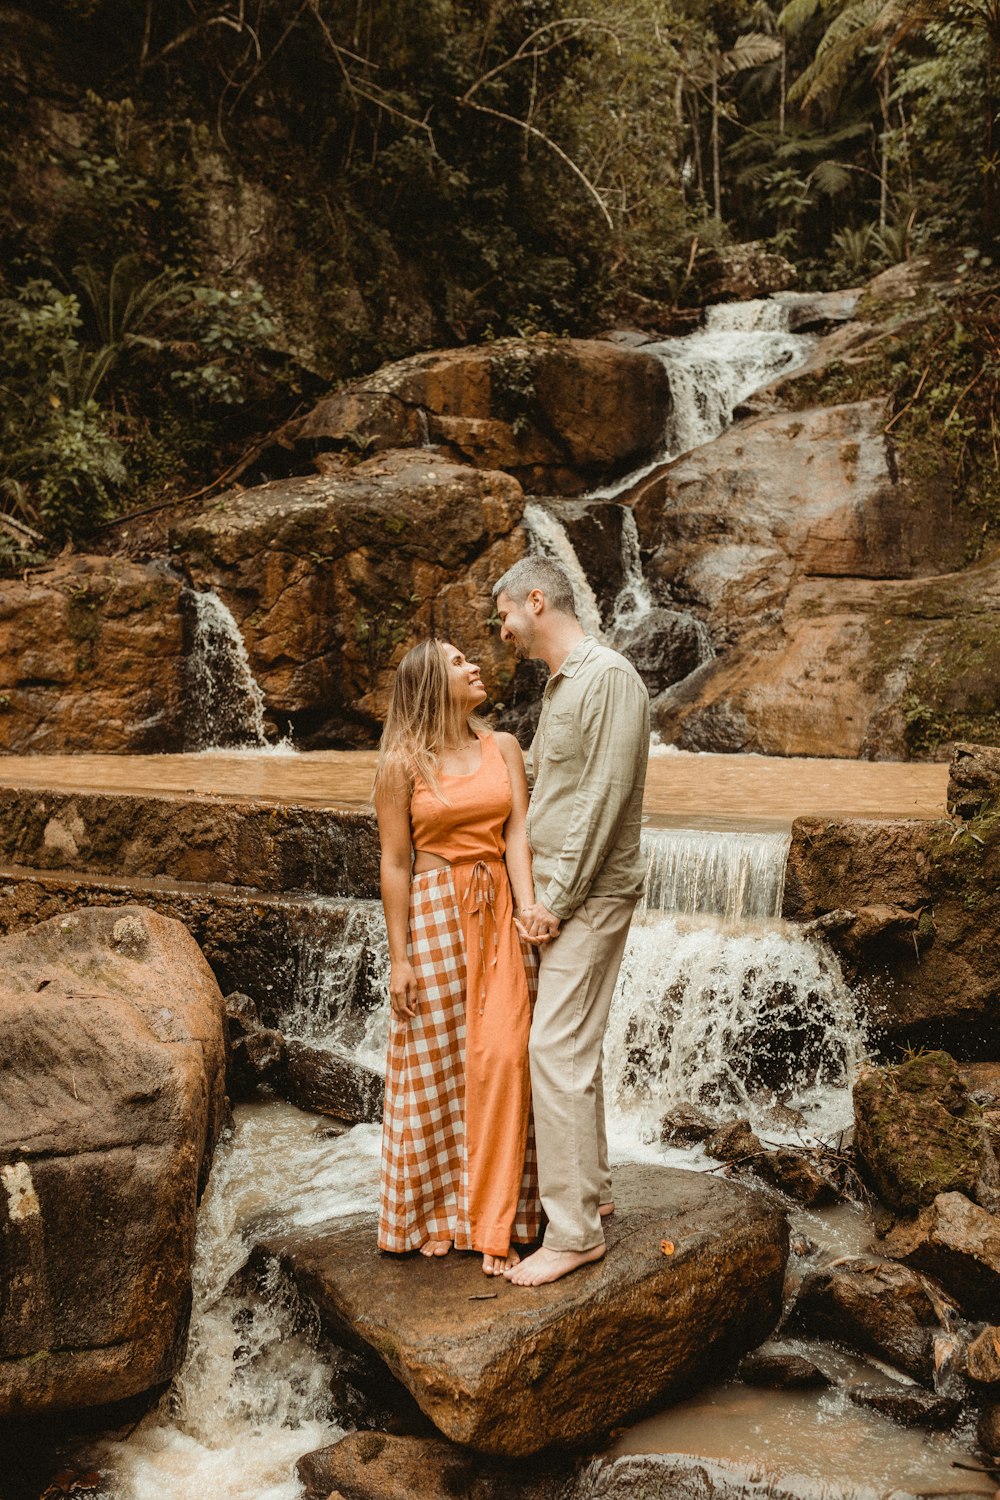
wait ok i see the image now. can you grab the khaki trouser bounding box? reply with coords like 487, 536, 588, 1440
529, 895, 637, 1252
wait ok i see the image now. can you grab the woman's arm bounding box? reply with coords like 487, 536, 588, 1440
374, 762, 419, 1019
496, 732, 537, 915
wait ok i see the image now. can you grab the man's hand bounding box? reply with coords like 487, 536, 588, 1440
389, 959, 419, 1018
518, 901, 562, 943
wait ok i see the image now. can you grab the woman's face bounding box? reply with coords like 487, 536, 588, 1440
440, 641, 487, 713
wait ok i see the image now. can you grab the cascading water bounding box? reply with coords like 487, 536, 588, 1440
184, 589, 294, 753
522, 501, 606, 640
641, 827, 789, 922
610, 507, 652, 634
646, 298, 812, 458
282, 899, 389, 1068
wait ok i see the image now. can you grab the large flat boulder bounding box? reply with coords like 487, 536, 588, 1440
0, 905, 227, 1417
256, 1164, 788, 1456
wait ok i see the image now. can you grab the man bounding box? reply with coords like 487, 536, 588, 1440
491, 556, 649, 1286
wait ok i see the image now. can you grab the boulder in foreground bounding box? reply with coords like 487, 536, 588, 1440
258, 1163, 788, 1456
0, 905, 227, 1417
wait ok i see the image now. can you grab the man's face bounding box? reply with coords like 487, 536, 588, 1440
495, 589, 539, 660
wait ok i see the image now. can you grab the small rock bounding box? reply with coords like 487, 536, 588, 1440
223, 991, 262, 1040
790, 1256, 951, 1384
978, 1399, 1000, 1461
660, 1103, 716, 1145
759, 1147, 840, 1207
847, 1383, 962, 1429
281, 1038, 384, 1123
738, 1351, 830, 1389
297, 1432, 571, 1500
883, 1191, 1000, 1321
967, 1327, 1000, 1387
705, 1119, 764, 1165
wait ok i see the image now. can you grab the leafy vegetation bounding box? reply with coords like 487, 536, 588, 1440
0, 0, 997, 560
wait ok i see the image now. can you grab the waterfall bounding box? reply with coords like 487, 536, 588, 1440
610, 507, 652, 635
645, 298, 813, 458
184, 590, 293, 753
282, 900, 389, 1068
522, 502, 606, 640
641, 827, 788, 922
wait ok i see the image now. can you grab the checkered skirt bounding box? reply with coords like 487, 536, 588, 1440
377, 866, 540, 1253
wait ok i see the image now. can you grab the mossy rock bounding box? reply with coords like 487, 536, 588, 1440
853, 1050, 984, 1213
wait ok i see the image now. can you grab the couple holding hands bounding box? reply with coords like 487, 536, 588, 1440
374, 556, 649, 1286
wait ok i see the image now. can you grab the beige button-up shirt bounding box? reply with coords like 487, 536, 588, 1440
525, 635, 650, 919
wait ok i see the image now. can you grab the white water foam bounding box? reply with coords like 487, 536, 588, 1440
87, 1105, 381, 1500
185, 590, 293, 753
646, 298, 814, 458
610, 507, 652, 634
282, 900, 389, 1069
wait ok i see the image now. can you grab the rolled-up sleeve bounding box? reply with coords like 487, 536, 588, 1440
538, 668, 649, 919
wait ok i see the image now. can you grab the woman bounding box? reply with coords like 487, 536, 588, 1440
373, 638, 542, 1276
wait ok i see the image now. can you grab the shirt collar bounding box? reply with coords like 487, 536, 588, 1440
550, 634, 598, 681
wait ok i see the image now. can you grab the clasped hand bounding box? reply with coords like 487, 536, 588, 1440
514, 901, 562, 946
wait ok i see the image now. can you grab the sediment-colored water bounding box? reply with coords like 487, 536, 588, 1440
0, 748, 949, 825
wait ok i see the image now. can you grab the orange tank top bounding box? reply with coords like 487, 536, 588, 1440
410, 733, 510, 863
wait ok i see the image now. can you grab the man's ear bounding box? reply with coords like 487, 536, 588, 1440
529, 588, 544, 614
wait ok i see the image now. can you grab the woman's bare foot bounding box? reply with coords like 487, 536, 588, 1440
599, 1201, 615, 1218
504, 1243, 605, 1286
419, 1238, 451, 1257
482, 1248, 521, 1276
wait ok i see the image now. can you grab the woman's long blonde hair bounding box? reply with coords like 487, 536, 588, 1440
372, 638, 486, 804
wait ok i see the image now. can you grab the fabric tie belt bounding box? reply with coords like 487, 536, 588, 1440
418, 852, 502, 1013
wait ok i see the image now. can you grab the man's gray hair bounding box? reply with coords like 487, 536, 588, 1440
492, 556, 578, 617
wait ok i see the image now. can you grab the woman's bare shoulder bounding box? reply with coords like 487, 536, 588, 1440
492, 731, 525, 760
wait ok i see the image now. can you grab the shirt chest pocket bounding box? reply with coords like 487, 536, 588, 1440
543, 710, 577, 762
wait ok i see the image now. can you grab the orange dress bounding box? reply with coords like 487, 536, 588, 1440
377, 733, 541, 1256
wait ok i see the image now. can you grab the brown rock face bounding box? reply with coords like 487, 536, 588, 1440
966, 1326, 1000, 1386
168, 449, 527, 744
256, 1164, 788, 1456
0, 556, 185, 754
853, 1052, 990, 1214
297, 1432, 571, 1500
630, 399, 994, 759
281, 339, 670, 495
783, 744, 1000, 1053
0, 905, 227, 1417
883, 1192, 1000, 1320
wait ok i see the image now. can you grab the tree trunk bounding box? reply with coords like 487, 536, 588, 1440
878, 66, 891, 231
711, 55, 721, 220
779, 38, 786, 136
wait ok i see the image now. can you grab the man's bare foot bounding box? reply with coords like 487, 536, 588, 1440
599, 1201, 615, 1218
482, 1249, 520, 1276
504, 1243, 605, 1286
419, 1238, 451, 1257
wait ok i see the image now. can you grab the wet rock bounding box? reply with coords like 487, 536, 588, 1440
789, 1257, 954, 1384
0, 555, 186, 754
0, 905, 227, 1417
883, 1192, 1000, 1321
846, 1382, 962, 1429
773, 288, 863, 332
164, 448, 528, 747
853, 1052, 988, 1214
223, 990, 287, 1098
757, 1147, 840, 1208
737, 1350, 831, 1389
297, 1432, 572, 1500
967, 1326, 1000, 1387
660, 1103, 716, 1145
979, 1400, 1000, 1461
705, 1119, 764, 1165
615, 608, 710, 697
697, 242, 798, 302
782, 797, 1000, 1058
281, 1039, 384, 1124
255, 1164, 788, 1456
279, 338, 670, 496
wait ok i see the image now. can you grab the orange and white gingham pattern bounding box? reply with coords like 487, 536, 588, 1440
377, 869, 540, 1252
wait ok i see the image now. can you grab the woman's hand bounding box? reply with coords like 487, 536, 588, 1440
389, 959, 419, 1019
